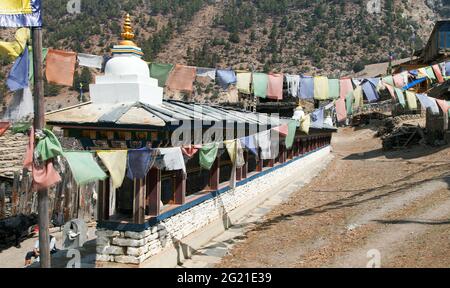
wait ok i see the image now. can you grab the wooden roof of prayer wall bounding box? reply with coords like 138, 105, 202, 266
46, 100, 290, 130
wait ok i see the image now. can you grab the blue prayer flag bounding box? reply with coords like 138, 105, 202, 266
0, 0, 42, 27
299, 75, 314, 99
7, 46, 29, 91
216, 69, 237, 89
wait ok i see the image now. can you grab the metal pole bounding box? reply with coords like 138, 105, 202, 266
32, 27, 50, 268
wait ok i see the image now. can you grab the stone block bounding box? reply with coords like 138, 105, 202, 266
124, 230, 151, 240
97, 245, 125, 255
127, 245, 149, 256
114, 255, 141, 265
112, 237, 146, 247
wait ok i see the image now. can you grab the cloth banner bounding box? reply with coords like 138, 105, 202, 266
432, 65, 445, 84
255, 130, 272, 160
311, 108, 324, 129
158, 147, 186, 174
285, 120, 297, 149
0, 0, 42, 27
236, 72, 252, 94
299, 114, 311, 135
328, 79, 340, 99
196, 67, 216, 80
7, 46, 29, 91
64, 152, 108, 185
77, 53, 103, 69
199, 143, 219, 170
394, 87, 406, 108
335, 97, 347, 123
353, 86, 363, 108
23, 127, 34, 170
252, 72, 268, 98
224, 140, 245, 168
166, 64, 196, 93
181, 145, 202, 158
216, 69, 237, 89
339, 78, 353, 100
346, 90, 354, 116
240, 135, 258, 156
2, 87, 34, 122
35, 128, 63, 161
405, 91, 418, 110
45, 49, 77, 86
285, 74, 300, 98
126, 147, 156, 180
0, 28, 30, 61
314, 76, 329, 100
362, 80, 379, 103
299, 75, 314, 99
32, 161, 61, 191
416, 93, 439, 115
436, 99, 449, 114
97, 150, 128, 189
267, 73, 284, 100
150, 63, 173, 87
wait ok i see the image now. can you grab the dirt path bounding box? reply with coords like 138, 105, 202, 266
217, 126, 450, 268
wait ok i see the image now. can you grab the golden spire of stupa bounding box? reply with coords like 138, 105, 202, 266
120, 13, 136, 46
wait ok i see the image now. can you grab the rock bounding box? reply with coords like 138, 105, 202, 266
112, 237, 146, 247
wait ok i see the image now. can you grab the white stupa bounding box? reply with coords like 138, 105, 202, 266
89, 14, 163, 106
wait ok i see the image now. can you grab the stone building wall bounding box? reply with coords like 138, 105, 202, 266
96, 146, 331, 266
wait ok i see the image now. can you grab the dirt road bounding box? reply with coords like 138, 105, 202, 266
217, 126, 450, 268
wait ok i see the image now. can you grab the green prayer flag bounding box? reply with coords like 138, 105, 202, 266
150, 63, 173, 87
394, 87, 406, 108
285, 120, 297, 149
345, 91, 354, 116
64, 152, 108, 185
252, 72, 268, 98
382, 75, 394, 87
199, 143, 219, 170
10, 122, 31, 134
36, 129, 63, 161
29, 47, 48, 83
425, 66, 437, 81
328, 79, 340, 99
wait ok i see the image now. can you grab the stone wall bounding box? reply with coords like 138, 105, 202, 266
96, 146, 331, 266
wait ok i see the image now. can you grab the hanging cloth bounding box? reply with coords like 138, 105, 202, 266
311, 108, 325, 129
199, 143, 219, 170
285, 120, 297, 149
32, 161, 61, 191
166, 64, 196, 93
97, 150, 128, 189
7, 46, 29, 92
255, 130, 272, 160
361, 80, 379, 103
382, 75, 395, 87
150, 63, 173, 87
424, 67, 437, 82
181, 144, 202, 158
126, 147, 155, 180
393, 73, 406, 88
35, 128, 63, 162
0, 0, 42, 28
239, 135, 258, 156
2, 87, 34, 121
272, 124, 288, 137
394, 87, 406, 108
0, 28, 30, 61
224, 140, 245, 168
416, 94, 439, 115
77, 53, 103, 69
196, 67, 216, 80
346, 90, 354, 116
405, 91, 418, 110
335, 97, 347, 123
23, 126, 34, 170
45, 49, 77, 87
339, 78, 353, 100
328, 79, 340, 99
445, 62, 450, 77
267, 73, 284, 100
436, 99, 449, 114
432, 64, 445, 84
252, 72, 268, 98
216, 69, 237, 89
314, 76, 329, 100
64, 152, 108, 185
299, 75, 314, 99
299, 114, 311, 135
285, 74, 300, 98
158, 147, 186, 174
384, 84, 396, 100
236, 72, 252, 94
353, 86, 363, 108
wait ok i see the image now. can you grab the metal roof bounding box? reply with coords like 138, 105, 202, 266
46, 100, 289, 129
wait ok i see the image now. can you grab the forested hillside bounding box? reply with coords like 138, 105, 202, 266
0, 0, 446, 107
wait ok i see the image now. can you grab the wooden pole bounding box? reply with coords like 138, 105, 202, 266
32, 27, 50, 268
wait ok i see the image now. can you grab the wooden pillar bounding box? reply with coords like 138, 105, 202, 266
267, 159, 274, 167
209, 157, 220, 191
147, 168, 161, 216
256, 150, 263, 172
11, 171, 19, 216
133, 178, 146, 224
175, 170, 186, 205
280, 145, 286, 163
0, 183, 5, 219
97, 179, 110, 221
242, 151, 248, 179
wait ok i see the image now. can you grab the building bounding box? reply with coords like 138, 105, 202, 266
45, 15, 335, 267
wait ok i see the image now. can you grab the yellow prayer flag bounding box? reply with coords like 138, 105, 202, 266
405, 91, 418, 110
0, 0, 32, 14
353, 86, 363, 108
236, 72, 252, 94
97, 150, 128, 189
0, 28, 30, 61
300, 114, 311, 135
314, 76, 329, 100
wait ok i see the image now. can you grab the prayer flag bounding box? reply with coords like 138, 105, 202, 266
267, 73, 284, 100
166, 64, 196, 93
0, 0, 42, 27
252, 72, 268, 98
45, 49, 77, 87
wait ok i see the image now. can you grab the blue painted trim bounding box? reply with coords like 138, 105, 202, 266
97, 145, 331, 232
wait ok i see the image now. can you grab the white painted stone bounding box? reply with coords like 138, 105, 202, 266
112, 237, 146, 247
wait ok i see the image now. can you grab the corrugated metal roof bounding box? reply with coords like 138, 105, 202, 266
46, 100, 295, 129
